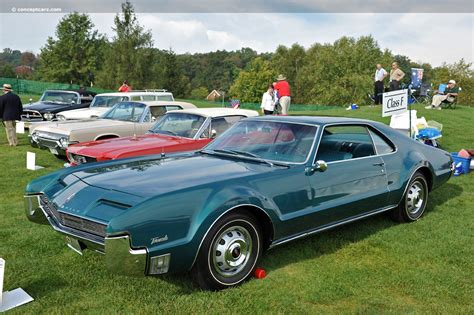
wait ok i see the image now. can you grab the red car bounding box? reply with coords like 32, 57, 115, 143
66, 108, 259, 166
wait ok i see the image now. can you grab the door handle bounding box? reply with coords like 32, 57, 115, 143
373, 162, 385, 166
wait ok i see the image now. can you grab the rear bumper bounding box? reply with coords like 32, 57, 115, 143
24, 194, 148, 276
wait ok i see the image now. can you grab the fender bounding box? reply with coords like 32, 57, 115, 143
108, 184, 280, 273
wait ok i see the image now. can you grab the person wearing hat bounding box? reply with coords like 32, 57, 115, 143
426, 79, 459, 110
0, 83, 23, 146
273, 74, 291, 115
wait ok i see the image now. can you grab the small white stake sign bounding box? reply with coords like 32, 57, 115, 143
26, 152, 44, 171
0, 258, 34, 312
15, 121, 25, 134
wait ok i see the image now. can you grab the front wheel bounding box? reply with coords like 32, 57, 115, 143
192, 211, 262, 290
390, 172, 429, 222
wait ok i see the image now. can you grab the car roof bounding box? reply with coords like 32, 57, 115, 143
117, 100, 196, 109
167, 107, 259, 118
97, 91, 173, 96
43, 90, 78, 94
246, 115, 376, 126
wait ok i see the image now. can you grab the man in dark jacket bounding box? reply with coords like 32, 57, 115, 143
0, 84, 23, 146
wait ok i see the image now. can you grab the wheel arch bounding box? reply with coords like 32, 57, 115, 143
189, 203, 275, 270
94, 134, 120, 141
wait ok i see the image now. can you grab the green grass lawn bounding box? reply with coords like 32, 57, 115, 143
0, 101, 473, 313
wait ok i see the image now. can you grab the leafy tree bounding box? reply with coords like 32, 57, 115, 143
190, 87, 209, 100
229, 57, 277, 103
36, 13, 106, 85
432, 59, 473, 104
0, 64, 16, 78
272, 43, 306, 103
96, 1, 153, 89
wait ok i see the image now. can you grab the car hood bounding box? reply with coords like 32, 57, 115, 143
69, 134, 195, 157
31, 119, 129, 134
71, 154, 273, 198
24, 102, 75, 113
59, 107, 108, 119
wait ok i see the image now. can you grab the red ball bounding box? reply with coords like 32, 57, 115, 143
254, 268, 266, 279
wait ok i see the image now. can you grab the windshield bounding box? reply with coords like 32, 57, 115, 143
40, 91, 78, 104
204, 120, 317, 163
91, 96, 128, 108
101, 102, 146, 122
149, 112, 206, 138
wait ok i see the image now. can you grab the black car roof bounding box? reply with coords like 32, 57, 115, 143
246, 115, 376, 126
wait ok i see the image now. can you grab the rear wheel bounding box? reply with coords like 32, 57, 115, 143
192, 211, 262, 290
390, 172, 428, 222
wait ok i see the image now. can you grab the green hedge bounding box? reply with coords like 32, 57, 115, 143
0, 77, 114, 95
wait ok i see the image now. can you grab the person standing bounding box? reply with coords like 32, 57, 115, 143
273, 74, 291, 115
260, 85, 276, 115
0, 84, 23, 146
389, 62, 405, 91
118, 80, 131, 92
374, 63, 388, 104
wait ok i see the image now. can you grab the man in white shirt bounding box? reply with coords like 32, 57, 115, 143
374, 63, 388, 105
260, 85, 276, 115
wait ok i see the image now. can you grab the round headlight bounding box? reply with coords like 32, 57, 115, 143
56, 115, 66, 121
44, 112, 54, 120
31, 132, 38, 142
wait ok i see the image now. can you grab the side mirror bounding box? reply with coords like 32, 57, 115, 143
29, 98, 33, 104
306, 160, 328, 175
210, 129, 217, 139
314, 160, 328, 172
151, 116, 156, 122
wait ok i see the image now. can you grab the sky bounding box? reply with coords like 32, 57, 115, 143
0, 12, 472, 67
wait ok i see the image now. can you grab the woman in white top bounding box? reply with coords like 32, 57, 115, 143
260, 85, 276, 115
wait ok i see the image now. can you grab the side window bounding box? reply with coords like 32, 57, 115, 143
316, 125, 375, 162
141, 95, 156, 101
142, 108, 151, 122
157, 95, 174, 101
165, 105, 182, 111
210, 116, 245, 136
369, 129, 395, 155
131, 95, 142, 101
150, 106, 167, 118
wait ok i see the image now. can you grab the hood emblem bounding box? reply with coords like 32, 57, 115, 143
151, 235, 168, 245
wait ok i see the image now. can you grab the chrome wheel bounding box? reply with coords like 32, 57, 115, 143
406, 181, 425, 215
212, 225, 252, 278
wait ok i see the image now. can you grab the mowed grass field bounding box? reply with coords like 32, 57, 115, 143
0, 96, 473, 314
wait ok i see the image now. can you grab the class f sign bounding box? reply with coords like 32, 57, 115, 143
382, 89, 408, 117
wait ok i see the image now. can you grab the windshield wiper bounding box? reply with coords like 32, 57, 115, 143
201, 149, 288, 168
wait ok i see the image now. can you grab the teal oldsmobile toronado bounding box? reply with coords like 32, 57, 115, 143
25, 116, 453, 290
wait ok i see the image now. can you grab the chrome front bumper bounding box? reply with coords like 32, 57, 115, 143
24, 194, 148, 276
28, 134, 67, 155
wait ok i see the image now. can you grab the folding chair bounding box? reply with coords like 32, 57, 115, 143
441, 86, 461, 109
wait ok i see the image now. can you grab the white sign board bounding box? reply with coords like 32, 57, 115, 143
0, 258, 34, 312
0, 258, 4, 305
15, 121, 25, 134
382, 89, 408, 117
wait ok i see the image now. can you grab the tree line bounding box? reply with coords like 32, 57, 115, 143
0, 1, 472, 105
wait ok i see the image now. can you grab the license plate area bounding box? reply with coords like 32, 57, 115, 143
65, 236, 83, 255
49, 147, 58, 155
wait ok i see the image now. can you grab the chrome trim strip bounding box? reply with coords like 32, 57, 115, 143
269, 205, 396, 248
189, 203, 274, 270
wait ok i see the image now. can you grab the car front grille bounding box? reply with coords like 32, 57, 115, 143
21, 110, 43, 121
40, 196, 106, 237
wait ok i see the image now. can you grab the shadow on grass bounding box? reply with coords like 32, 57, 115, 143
24, 276, 68, 298
426, 182, 463, 211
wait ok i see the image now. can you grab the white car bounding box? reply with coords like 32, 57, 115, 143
55, 91, 174, 120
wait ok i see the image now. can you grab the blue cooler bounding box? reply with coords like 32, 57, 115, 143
451, 152, 471, 174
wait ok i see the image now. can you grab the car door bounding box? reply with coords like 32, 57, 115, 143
304, 124, 390, 228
